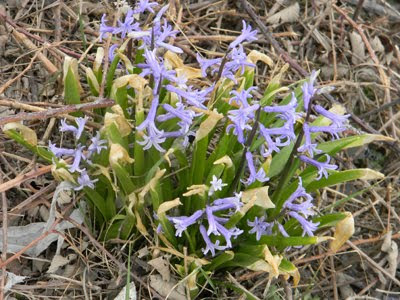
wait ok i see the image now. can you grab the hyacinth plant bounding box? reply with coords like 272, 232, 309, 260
4, 1, 389, 296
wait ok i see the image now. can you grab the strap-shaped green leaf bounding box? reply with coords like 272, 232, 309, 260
305, 169, 384, 192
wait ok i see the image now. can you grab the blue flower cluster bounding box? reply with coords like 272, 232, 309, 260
297, 70, 350, 179
83, 1, 352, 256
49, 117, 107, 190
248, 178, 319, 240
168, 181, 243, 256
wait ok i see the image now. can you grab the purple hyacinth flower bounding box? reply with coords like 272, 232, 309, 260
109, 44, 119, 62
259, 124, 296, 147
314, 105, 350, 127
157, 102, 195, 135
308, 125, 346, 140
75, 169, 98, 191
283, 178, 314, 218
166, 85, 212, 110
74, 117, 87, 140
155, 19, 182, 53
220, 66, 237, 82
199, 225, 226, 257
134, 0, 158, 14
242, 151, 269, 185
99, 14, 115, 42
226, 103, 259, 144
88, 132, 107, 155
60, 119, 77, 134
113, 9, 140, 38
154, 4, 169, 25
211, 192, 243, 212
229, 87, 257, 108
225, 44, 255, 74
48, 142, 75, 158
60, 117, 87, 140
138, 48, 177, 91
196, 54, 221, 77
206, 206, 219, 236
297, 122, 322, 158
138, 122, 166, 152
276, 222, 290, 237
208, 175, 227, 196
302, 70, 318, 111
248, 216, 272, 241
169, 209, 204, 237
156, 41, 182, 53
68, 144, 86, 173
137, 94, 166, 152
137, 93, 159, 132
299, 154, 338, 180
258, 124, 281, 157
264, 92, 299, 124
205, 205, 243, 247
216, 222, 243, 248
229, 20, 258, 49
288, 211, 319, 237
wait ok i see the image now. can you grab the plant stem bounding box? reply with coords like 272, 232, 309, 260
214, 52, 228, 83
270, 96, 314, 219
228, 106, 262, 195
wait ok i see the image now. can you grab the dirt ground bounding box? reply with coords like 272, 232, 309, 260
0, 0, 399, 299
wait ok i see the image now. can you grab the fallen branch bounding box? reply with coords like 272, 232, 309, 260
0, 98, 115, 127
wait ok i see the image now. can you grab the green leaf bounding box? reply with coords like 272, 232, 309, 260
279, 258, 296, 273
305, 169, 384, 192
64, 67, 81, 105
315, 213, 348, 228
323, 180, 381, 211
133, 110, 146, 185
205, 251, 234, 271
84, 187, 110, 220
106, 55, 121, 97
112, 163, 135, 195
120, 209, 136, 239
317, 134, 395, 154
4, 129, 53, 162
190, 136, 208, 185
258, 235, 320, 248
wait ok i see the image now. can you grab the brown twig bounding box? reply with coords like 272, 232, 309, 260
333, 4, 395, 138
239, 0, 308, 77
0, 220, 60, 269
0, 98, 114, 127
346, 240, 400, 287
283, 278, 293, 300
329, 256, 339, 300
0, 11, 87, 61
295, 232, 400, 265
0, 164, 53, 193
352, 0, 365, 21
0, 176, 7, 299
11, 28, 58, 74
65, 217, 164, 300
0, 183, 56, 223
0, 52, 40, 95
359, 98, 400, 118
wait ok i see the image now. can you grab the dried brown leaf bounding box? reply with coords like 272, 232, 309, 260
267, 3, 300, 25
